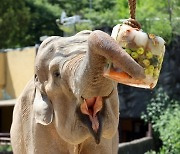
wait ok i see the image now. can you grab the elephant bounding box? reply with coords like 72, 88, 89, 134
10, 30, 145, 154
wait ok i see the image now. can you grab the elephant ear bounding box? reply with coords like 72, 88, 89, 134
33, 75, 53, 125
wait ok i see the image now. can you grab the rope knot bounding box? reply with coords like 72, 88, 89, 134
123, 18, 141, 29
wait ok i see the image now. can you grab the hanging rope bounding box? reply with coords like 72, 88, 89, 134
123, 0, 141, 29
128, 0, 136, 19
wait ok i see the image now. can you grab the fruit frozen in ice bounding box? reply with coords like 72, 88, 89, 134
143, 59, 150, 67
125, 48, 132, 54
137, 47, 144, 55
146, 51, 153, 59
131, 52, 139, 59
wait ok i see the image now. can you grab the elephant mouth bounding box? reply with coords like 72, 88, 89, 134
80, 96, 102, 133
80, 96, 103, 144
103, 62, 144, 86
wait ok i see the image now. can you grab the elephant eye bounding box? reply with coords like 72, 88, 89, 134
53, 71, 61, 78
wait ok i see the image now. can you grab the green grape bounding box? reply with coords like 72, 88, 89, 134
137, 58, 144, 67
131, 52, 139, 59
143, 59, 150, 67
145, 69, 149, 75
154, 68, 159, 75
147, 65, 154, 77
125, 48, 132, 55
137, 47, 144, 55
153, 68, 159, 79
149, 71, 153, 77
145, 68, 153, 77
148, 65, 155, 71
149, 70, 154, 77
146, 51, 153, 59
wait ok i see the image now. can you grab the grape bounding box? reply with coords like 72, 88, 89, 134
125, 48, 132, 55
124, 47, 163, 81
145, 69, 149, 75
145, 65, 154, 77
145, 68, 153, 77
148, 65, 154, 71
153, 68, 159, 79
143, 59, 150, 67
146, 51, 153, 59
137, 47, 144, 55
131, 52, 139, 59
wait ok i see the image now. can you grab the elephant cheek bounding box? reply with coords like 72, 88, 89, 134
102, 113, 119, 139
52, 99, 90, 144
52, 110, 72, 143
102, 123, 118, 139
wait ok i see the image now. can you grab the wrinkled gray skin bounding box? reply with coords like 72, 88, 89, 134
10, 30, 145, 154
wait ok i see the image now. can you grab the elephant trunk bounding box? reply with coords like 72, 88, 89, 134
74, 30, 145, 99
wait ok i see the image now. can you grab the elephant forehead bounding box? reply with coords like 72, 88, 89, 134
35, 31, 91, 82
60, 54, 85, 76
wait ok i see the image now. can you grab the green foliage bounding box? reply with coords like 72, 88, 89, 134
48, 0, 88, 16
0, 0, 179, 48
59, 22, 92, 36
51, 0, 118, 29
84, 9, 118, 29
0, 0, 62, 48
83, 0, 118, 28
141, 88, 173, 124
145, 150, 157, 154
115, 0, 130, 19
75, 22, 93, 32
0, 0, 30, 48
0, 145, 12, 152
59, 25, 75, 36
141, 88, 180, 153
24, 0, 62, 46
154, 105, 180, 154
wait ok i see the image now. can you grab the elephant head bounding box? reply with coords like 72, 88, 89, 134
33, 30, 145, 145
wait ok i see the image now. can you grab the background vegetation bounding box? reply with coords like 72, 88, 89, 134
0, 0, 179, 48
142, 88, 180, 153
